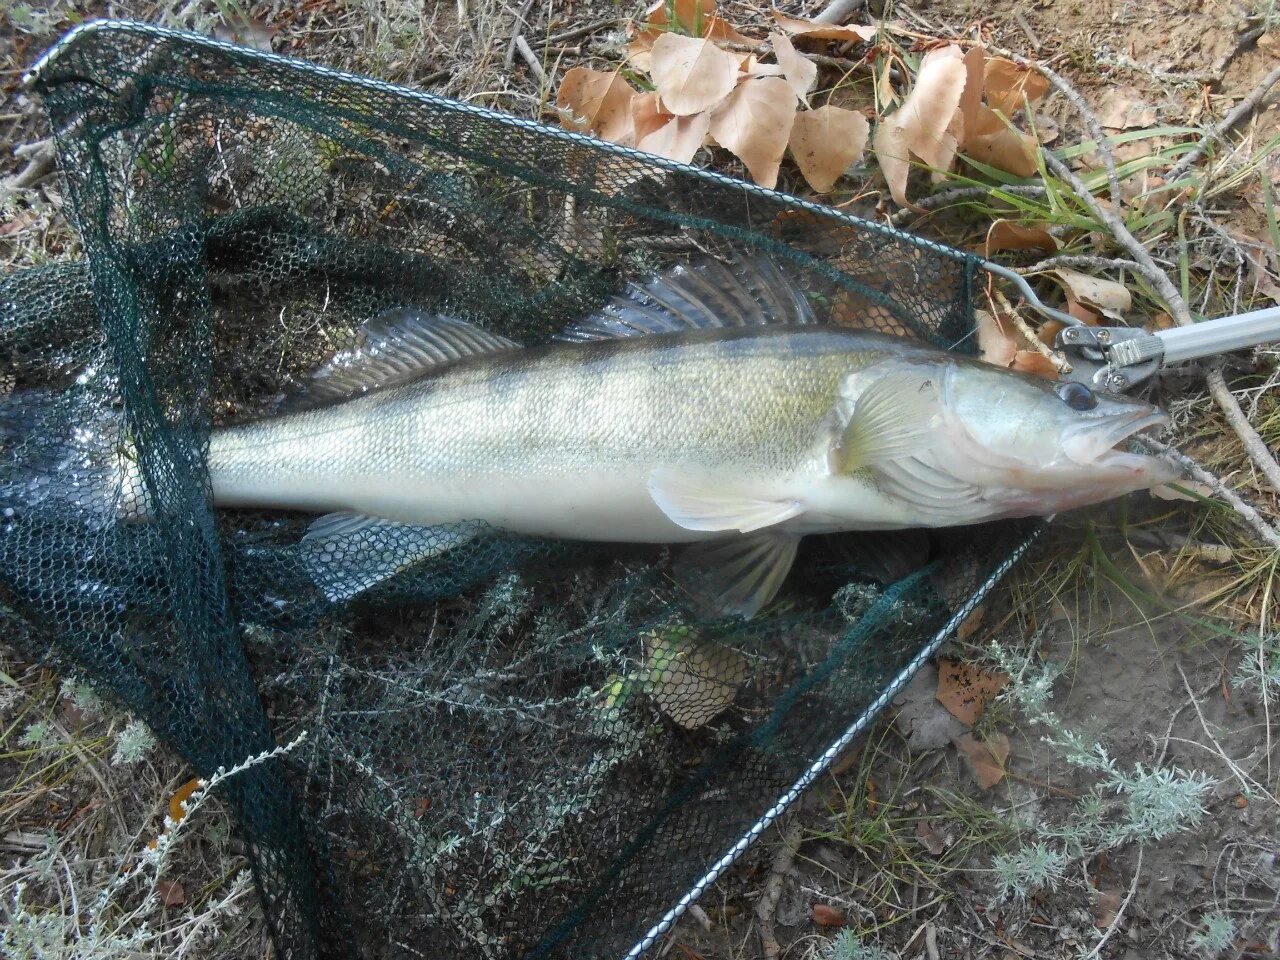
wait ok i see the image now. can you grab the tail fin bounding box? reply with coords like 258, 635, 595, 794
0, 389, 149, 524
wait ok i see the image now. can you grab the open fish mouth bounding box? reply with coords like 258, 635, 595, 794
1090, 409, 1172, 472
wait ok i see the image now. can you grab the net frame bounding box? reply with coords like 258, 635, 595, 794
7, 20, 1044, 959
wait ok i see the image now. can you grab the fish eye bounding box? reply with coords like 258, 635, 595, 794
1056, 380, 1098, 411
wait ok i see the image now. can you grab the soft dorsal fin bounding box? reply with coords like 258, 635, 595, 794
555, 256, 817, 343
286, 309, 518, 410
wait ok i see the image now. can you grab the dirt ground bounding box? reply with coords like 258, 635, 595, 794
2, 1, 1278, 959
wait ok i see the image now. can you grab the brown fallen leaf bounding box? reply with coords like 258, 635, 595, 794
771, 31, 817, 103
1093, 888, 1122, 928
212, 17, 276, 52
638, 110, 712, 164
954, 44, 986, 144
169, 778, 201, 825
975, 308, 1018, 367
1097, 86, 1158, 130
812, 903, 846, 927
157, 879, 186, 908
873, 46, 968, 206
966, 105, 1039, 177
983, 57, 1049, 116
708, 76, 797, 188
769, 10, 877, 42
413, 796, 432, 819
739, 55, 785, 78
1011, 350, 1060, 379
1053, 268, 1132, 320
627, 31, 656, 73
557, 67, 638, 145
650, 33, 743, 117
704, 15, 759, 46
916, 819, 946, 855
936, 657, 1009, 726
953, 731, 1010, 789
789, 104, 869, 192
631, 91, 673, 143
642, 0, 716, 37
983, 219, 1057, 257
956, 602, 987, 641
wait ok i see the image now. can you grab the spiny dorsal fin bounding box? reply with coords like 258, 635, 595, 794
287, 309, 518, 410
555, 256, 817, 343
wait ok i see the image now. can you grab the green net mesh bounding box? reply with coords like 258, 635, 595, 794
1, 21, 1037, 959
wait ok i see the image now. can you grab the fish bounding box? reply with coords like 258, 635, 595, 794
188, 256, 1175, 615
4, 257, 1172, 616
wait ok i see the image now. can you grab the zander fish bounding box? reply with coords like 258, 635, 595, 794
192, 257, 1174, 615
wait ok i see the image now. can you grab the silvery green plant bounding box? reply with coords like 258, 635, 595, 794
983, 641, 1215, 900
1188, 911, 1236, 957
819, 929, 897, 960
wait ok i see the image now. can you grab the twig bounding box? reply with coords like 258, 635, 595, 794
1016, 254, 1143, 275
1082, 847, 1144, 960
544, 16, 621, 46
990, 286, 1071, 375
5, 141, 55, 190
814, 0, 867, 24
754, 816, 804, 960
504, 0, 535, 72
514, 35, 545, 84
1135, 437, 1280, 549
1166, 63, 1280, 184
889, 184, 1046, 225
1011, 10, 1042, 52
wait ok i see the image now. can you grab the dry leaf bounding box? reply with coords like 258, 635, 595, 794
704, 15, 759, 46
956, 602, 987, 641
1093, 888, 1122, 928
627, 32, 656, 73
894, 662, 970, 751
873, 46, 968, 206
650, 33, 742, 117
169, 778, 200, 824
638, 110, 712, 164
1097, 86, 1158, 130
812, 904, 846, 927
1012, 350, 1060, 379
983, 219, 1057, 257
631, 91, 673, 143
768, 10, 877, 42
557, 67, 638, 145
740, 55, 785, 77
157, 879, 186, 908
956, 45, 986, 143
983, 58, 1049, 115
644, 629, 748, 729
789, 104, 869, 192
953, 731, 1010, 789
709, 76, 797, 188
916, 819, 946, 855
975, 308, 1018, 367
936, 657, 1008, 726
966, 106, 1038, 177
771, 32, 816, 103
1149, 480, 1214, 501
212, 17, 275, 51
1054, 268, 1132, 319
643, 0, 716, 36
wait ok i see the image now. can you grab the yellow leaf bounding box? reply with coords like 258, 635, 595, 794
872, 46, 967, 206
557, 66, 638, 145
789, 104, 868, 192
770, 31, 816, 104
768, 10, 877, 42
637, 110, 711, 164
644, 628, 748, 729
708, 75, 797, 188
650, 33, 742, 117
983, 57, 1049, 115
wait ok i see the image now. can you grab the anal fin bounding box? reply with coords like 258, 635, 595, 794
300, 512, 481, 603
675, 530, 800, 620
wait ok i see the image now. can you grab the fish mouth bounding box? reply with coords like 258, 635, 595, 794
1089, 409, 1172, 473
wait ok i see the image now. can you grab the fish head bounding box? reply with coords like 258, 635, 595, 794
935, 359, 1177, 512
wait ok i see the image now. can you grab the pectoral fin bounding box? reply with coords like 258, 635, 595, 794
300, 512, 481, 603
834, 362, 943, 474
675, 530, 800, 619
648, 469, 803, 534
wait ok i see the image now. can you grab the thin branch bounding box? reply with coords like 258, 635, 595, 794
889, 184, 1047, 225
754, 816, 804, 960
1166, 63, 1280, 184
544, 16, 620, 46
814, 0, 867, 24
513, 35, 545, 84
990, 286, 1071, 375
1016, 254, 1143, 275
504, 0, 535, 72
1136, 436, 1280, 549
